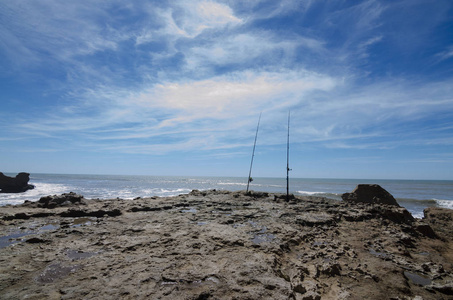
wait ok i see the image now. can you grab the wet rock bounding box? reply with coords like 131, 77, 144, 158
341, 203, 414, 224
36, 263, 81, 283
403, 271, 431, 286
246, 191, 269, 198
129, 206, 162, 212
37, 192, 86, 209
189, 189, 207, 196
59, 208, 121, 218
342, 184, 400, 206
274, 193, 296, 202
430, 283, 453, 295
316, 261, 342, 277
25, 237, 49, 244
2, 213, 30, 221
0, 172, 34, 193
367, 205, 415, 224
423, 207, 453, 238
414, 223, 438, 239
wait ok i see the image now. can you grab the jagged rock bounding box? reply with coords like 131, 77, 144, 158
0, 172, 35, 193
296, 212, 336, 227
2, 213, 30, 221
246, 191, 269, 198
59, 208, 121, 218
414, 223, 438, 239
189, 189, 207, 196
299, 281, 321, 300
316, 261, 342, 277
430, 283, 453, 295
274, 194, 296, 202
37, 192, 86, 209
423, 207, 453, 238
369, 206, 415, 224
25, 237, 49, 244
342, 184, 400, 206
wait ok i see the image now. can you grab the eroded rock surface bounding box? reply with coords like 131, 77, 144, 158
0, 190, 452, 299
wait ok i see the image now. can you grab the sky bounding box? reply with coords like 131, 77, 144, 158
1, 0, 453, 180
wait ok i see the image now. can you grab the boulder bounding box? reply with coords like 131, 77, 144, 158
0, 172, 35, 193
38, 192, 86, 209
423, 207, 453, 238
341, 184, 400, 206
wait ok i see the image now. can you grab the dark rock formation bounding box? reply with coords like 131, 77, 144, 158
423, 207, 453, 239
342, 184, 400, 206
0, 172, 35, 193
59, 208, 121, 218
37, 192, 86, 209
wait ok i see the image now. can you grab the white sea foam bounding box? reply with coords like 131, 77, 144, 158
0, 182, 70, 206
218, 182, 248, 186
409, 210, 425, 219
435, 199, 453, 209
297, 190, 322, 196
114, 188, 193, 199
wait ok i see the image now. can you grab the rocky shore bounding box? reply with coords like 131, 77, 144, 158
0, 189, 452, 299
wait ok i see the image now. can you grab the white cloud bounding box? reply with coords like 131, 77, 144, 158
0, 1, 119, 65
133, 70, 337, 124
185, 33, 325, 70
153, 0, 242, 39
436, 46, 453, 61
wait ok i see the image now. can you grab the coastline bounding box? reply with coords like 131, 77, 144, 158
1, 174, 452, 218
1, 190, 452, 299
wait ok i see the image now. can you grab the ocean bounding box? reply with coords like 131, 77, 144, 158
1, 173, 452, 219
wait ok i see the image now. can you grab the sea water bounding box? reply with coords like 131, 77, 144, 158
1, 174, 452, 218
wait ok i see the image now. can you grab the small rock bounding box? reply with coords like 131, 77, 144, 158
26, 237, 49, 244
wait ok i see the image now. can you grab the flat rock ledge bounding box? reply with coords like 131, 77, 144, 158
0, 190, 452, 300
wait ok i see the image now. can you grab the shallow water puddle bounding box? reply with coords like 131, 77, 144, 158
252, 233, 276, 244
247, 221, 277, 244
369, 248, 391, 259
181, 207, 197, 213
313, 241, 330, 247
0, 223, 59, 248
36, 263, 81, 284
404, 271, 432, 286
39, 224, 59, 231
0, 231, 32, 248
66, 249, 98, 260
71, 217, 94, 227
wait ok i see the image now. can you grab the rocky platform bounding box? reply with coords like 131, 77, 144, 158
0, 190, 452, 300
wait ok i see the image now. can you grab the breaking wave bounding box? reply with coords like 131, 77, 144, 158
0, 182, 70, 206
434, 199, 453, 209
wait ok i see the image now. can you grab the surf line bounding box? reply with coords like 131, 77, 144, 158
246, 112, 262, 193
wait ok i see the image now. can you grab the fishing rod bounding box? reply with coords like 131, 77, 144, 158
286, 110, 292, 202
246, 112, 262, 193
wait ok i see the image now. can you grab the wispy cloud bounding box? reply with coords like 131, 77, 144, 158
1, 0, 453, 178
436, 46, 453, 62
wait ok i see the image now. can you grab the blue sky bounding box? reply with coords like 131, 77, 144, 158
1, 0, 453, 180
